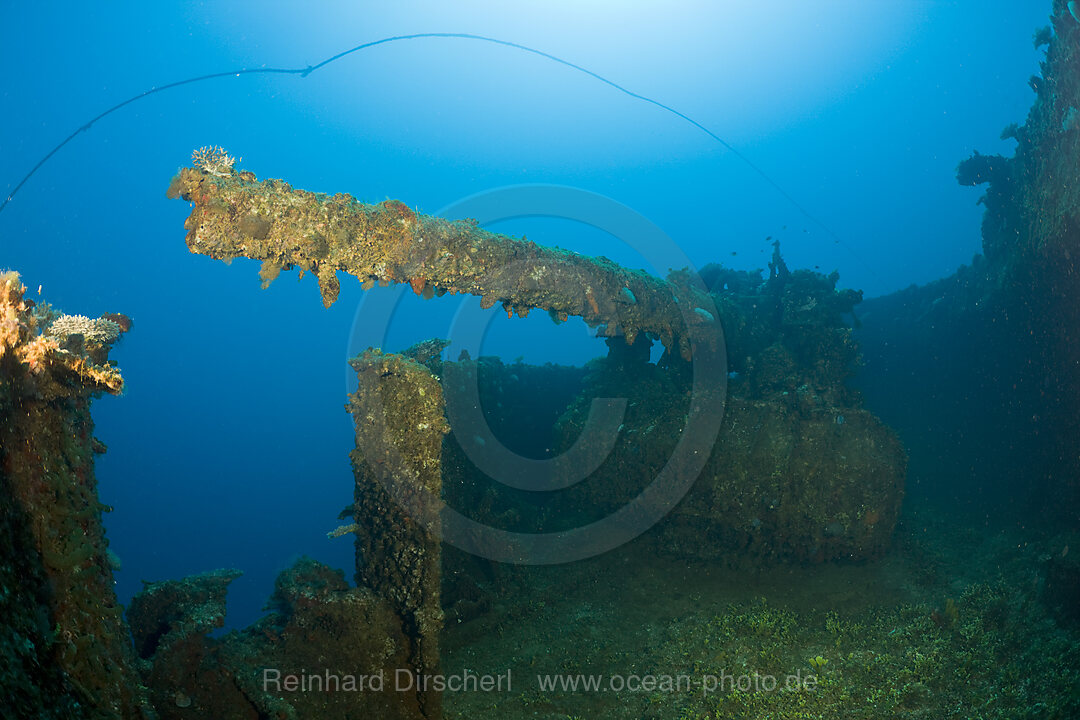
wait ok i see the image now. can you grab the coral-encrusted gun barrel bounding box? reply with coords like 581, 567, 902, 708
168, 156, 720, 360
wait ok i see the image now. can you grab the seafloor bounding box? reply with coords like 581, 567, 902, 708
442, 507, 1080, 719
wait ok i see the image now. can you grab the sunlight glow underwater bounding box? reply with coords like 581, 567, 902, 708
0, 32, 860, 269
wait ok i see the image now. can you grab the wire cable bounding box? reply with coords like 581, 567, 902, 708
0, 32, 856, 264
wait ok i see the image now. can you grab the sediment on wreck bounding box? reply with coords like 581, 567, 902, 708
0, 271, 149, 718
168, 165, 720, 361
347, 349, 449, 720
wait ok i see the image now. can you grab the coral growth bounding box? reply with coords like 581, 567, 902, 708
167, 164, 721, 359
0, 271, 147, 718
0, 271, 23, 356
190, 145, 239, 177
45, 314, 122, 344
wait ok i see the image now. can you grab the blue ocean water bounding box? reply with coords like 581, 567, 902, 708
0, 1, 1050, 632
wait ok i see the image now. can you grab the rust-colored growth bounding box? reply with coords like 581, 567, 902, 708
102, 312, 134, 333
347, 349, 449, 720
168, 165, 721, 360
0, 272, 150, 717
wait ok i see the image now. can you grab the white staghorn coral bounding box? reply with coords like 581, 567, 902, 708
191, 145, 240, 177
46, 315, 121, 344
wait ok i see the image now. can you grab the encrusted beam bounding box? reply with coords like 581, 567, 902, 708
169, 159, 720, 360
